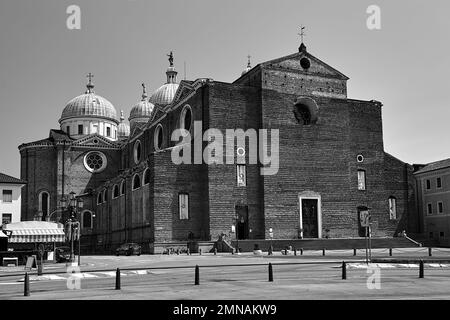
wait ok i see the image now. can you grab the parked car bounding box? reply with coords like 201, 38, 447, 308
55, 246, 71, 263
115, 243, 141, 256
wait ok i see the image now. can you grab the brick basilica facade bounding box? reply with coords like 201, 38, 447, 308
18, 43, 419, 253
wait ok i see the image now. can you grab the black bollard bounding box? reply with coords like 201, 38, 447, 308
294, 248, 297, 256
419, 260, 424, 278
389, 248, 392, 257
195, 265, 200, 285
322, 248, 326, 256
300, 248, 303, 256
115, 268, 121, 290
268, 263, 273, 282
268, 245, 273, 256
214, 248, 217, 255
187, 248, 190, 255
342, 261, 347, 280
199, 248, 202, 256
353, 248, 357, 256
428, 247, 432, 257
24, 272, 30, 297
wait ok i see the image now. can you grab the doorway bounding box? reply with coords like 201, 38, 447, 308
235, 205, 249, 240
301, 199, 319, 238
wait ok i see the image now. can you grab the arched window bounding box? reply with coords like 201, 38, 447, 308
97, 192, 103, 205
293, 97, 319, 125
133, 140, 142, 164
144, 169, 150, 185
120, 180, 125, 195
154, 124, 164, 151
357, 170, 366, 191
113, 185, 119, 199
133, 174, 141, 190
38, 191, 50, 221
388, 197, 397, 220
103, 189, 108, 202
180, 105, 193, 132
82, 211, 93, 229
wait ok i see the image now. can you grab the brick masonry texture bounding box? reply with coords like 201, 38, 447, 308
19, 47, 419, 253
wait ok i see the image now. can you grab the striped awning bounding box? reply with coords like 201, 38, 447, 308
9, 229, 65, 243
3, 221, 65, 243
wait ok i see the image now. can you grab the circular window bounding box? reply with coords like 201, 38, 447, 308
357, 155, 364, 163
154, 124, 164, 151
134, 140, 142, 164
180, 105, 192, 132
300, 57, 311, 70
84, 151, 107, 173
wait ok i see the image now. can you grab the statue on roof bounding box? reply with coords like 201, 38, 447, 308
167, 51, 174, 67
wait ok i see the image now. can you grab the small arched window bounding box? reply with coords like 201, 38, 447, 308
97, 192, 103, 205
82, 211, 93, 229
133, 174, 141, 190
154, 124, 164, 151
113, 185, 119, 199
38, 191, 50, 221
120, 180, 125, 195
144, 169, 150, 185
293, 97, 319, 125
134, 140, 142, 164
389, 197, 397, 220
103, 189, 108, 202
180, 105, 193, 132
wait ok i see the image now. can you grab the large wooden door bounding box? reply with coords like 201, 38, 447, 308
301, 199, 318, 238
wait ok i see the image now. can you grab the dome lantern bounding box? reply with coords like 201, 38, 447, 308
149, 52, 180, 106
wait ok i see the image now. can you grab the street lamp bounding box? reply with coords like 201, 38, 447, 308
61, 192, 83, 265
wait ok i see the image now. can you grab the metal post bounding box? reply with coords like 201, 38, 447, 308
365, 227, 369, 264
322, 248, 326, 256
368, 225, 372, 262
195, 265, 200, 285
24, 272, 30, 297
428, 247, 432, 257
389, 248, 392, 257
78, 231, 81, 267
342, 261, 347, 280
353, 248, 356, 256
214, 248, 217, 255
300, 248, 303, 256
268, 263, 273, 282
294, 247, 297, 256
71, 222, 74, 263
419, 260, 424, 278
115, 268, 121, 290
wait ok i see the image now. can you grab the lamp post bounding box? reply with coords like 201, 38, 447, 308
60, 192, 83, 265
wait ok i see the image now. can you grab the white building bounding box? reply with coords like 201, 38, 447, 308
0, 172, 26, 225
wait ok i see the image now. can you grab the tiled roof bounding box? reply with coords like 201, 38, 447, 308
0, 172, 26, 185
414, 158, 450, 174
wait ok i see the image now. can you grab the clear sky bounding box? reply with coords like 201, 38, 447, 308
1, 0, 449, 178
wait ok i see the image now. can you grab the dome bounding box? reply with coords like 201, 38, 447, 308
118, 111, 130, 138
149, 83, 179, 106
59, 76, 118, 124
129, 83, 155, 121
149, 51, 179, 106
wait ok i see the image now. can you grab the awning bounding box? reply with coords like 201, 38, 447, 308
3, 221, 65, 243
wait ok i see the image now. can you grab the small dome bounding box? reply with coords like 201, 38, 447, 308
118, 111, 130, 138
149, 83, 179, 106
59, 75, 118, 123
129, 83, 155, 121
149, 51, 179, 106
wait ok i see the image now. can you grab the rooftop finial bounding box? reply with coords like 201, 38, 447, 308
120, 110, 125, 121
298, 26, 307, 52
86, 72, 95, 93
141, 83, 148, 100
167, 51, 174, 67
247, 54, 252, 68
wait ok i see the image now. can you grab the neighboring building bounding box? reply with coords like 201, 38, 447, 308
414, 158, 450, 246
19, 41, 418, 253
0, 172, 26, 225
